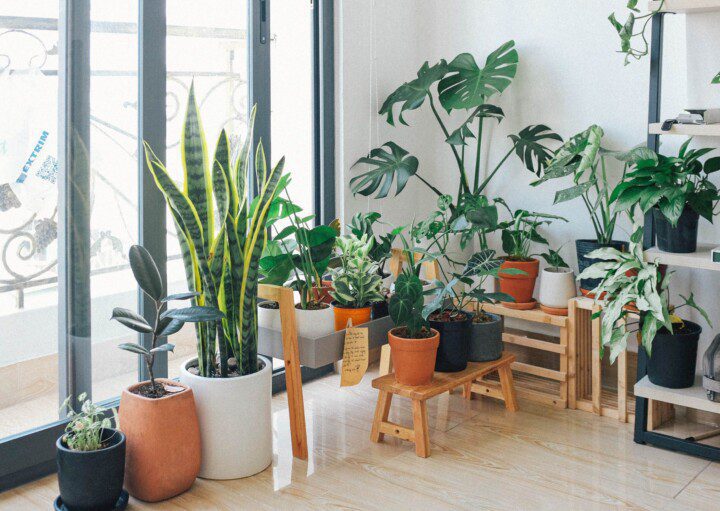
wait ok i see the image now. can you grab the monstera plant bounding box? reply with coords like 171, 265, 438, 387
350, 41, 562, 250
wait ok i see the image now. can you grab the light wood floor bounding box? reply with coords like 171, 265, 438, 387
2, 364, 719, 510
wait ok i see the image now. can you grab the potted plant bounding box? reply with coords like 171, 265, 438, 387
579, 224, 711, 388
56, 394, 126, 511
328, 234, 385, 330
496, 201, 567, 307
530, 125, 631, 294
387, 267, 440, 385
111, 245, 219, 501
610, 139, 720, 253
538, 247, 576, 316
260, 196, 338, 338
145, 87, 286, 479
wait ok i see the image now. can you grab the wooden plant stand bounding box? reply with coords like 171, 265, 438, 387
371, 353, 517, 457
469, 302, 571, 409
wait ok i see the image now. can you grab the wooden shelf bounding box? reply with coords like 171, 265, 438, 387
481, 303, 568, 327
649, 0, 720, 13
649, 123, 720, 137
635, 376, 720, 414
644, 244, 720, 271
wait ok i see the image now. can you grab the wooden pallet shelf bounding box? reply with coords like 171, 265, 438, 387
649, 123, 720, 137
644, 244, 720, 272
649, 0, 720, 13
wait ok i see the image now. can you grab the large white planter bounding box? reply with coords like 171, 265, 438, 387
180, 356, 272, 480
295, 303, 334, 339
538, 267, 577, 309
257, 302, 281, 331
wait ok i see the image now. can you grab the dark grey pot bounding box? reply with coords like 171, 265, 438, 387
468, 313, 503, 362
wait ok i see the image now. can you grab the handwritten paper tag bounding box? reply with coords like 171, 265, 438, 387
340, 325, 369, 387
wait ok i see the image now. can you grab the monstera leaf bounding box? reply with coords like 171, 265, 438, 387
379, 60, 448, 126
438, 41, 518, 111
350, 142, 419, 199
446, 104, 505, 146
509, 125, 563, 176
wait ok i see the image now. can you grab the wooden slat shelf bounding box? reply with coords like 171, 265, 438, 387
479, 371, 565, 409
649, 123, 720, 137
482, 303, 568, 327
635, 376, 720, 414
644, 244, 720, 272
649, 0, 720, 13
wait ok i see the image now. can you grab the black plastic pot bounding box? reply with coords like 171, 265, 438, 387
468, 313, 503, 362
576, 239, 627, 293
647, 320, 702, 389
653, 206, 699, 254
371, 300, 389, 319
56, 428, 126, 511
429, 311, 472, 372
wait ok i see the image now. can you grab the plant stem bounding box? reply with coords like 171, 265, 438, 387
428, 95, 469, 194
477, 148, 513, 194
474, 117, 484, 193
415, 173, 444, 197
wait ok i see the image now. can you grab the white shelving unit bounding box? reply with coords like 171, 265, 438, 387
644, 244, 720, 271
648, 123, 720, 137
635, 376, 720, 414
649, 0, 720, 13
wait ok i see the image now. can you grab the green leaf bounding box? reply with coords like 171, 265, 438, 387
150, 343, 176, 354
350, 142, 419, 199
509, 125, 563, 176
129, 245, 164, 301
680, 292, 712, 328
379, 60, 448, 126
164, 306, 225, 322
111, 307, 154, 333
713, 71, 720, 85
162, 292, 200, 302
554, 182, 593, 204
156, 317, 185, 337
438, 41, 518, 111
118, 342, 150, 356
705, 157, 720, 174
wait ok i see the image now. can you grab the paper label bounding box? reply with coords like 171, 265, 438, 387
340, 325, 369, 387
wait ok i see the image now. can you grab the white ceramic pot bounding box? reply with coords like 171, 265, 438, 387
295, 303, 335, 339
180, 356, 272, 480
257, 302, 281, 331
538, 267, 577, 309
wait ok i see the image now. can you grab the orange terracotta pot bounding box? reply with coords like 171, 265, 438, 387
120, 379, 201, 502
388, 328, 440, 386
333, 304, 372, 330
498, 258, 539, 304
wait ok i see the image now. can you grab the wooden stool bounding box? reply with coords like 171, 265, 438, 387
370, 353, 517, 457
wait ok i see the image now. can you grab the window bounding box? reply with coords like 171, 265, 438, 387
0, 0, 334, 490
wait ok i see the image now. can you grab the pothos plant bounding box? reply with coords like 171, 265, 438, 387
578, 224, 711, 361
350, 40, 562, 250
496, 200, 568, 261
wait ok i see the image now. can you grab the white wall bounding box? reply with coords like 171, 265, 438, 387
336, 1, 720, 364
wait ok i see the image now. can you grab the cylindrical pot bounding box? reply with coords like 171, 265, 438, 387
333, 304, 372, 331
371, 300, 389, 319
295, 303, 335, 339
576, 239, 627, 294
180, 356, 272, 479
653, 206, 699, 254
258, 301, 281, 331
56, 428, 126, 511
388, 328, 440, 385
538, 267, 577, 311
498, 258, 539, 304
120, 379, 201, 502
647, 320, 702, 389
468, 313, 503, 362
429, 310, 473, 372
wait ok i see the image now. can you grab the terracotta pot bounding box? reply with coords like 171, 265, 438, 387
120, 379, 201, 502
333, 304, 372, 330
388, 328, 440, 386
498, 258, 539, 304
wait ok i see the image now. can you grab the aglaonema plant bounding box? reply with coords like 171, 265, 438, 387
349, 40, 562, 250
111, 245, 224, 397
144, 84, 289, 378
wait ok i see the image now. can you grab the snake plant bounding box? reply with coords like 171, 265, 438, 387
144, 85, 288, 377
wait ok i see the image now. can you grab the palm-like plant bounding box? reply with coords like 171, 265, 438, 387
144, 85, 288, 378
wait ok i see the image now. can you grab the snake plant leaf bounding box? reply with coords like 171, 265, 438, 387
212, 129, 232, 221
181, 83, 212, 252
509, 124, 563, 176
155, 317, 185, 337
438, 41, 518, 111
111, 308, 154, 333
128, 245, 164, 301
164, 306, 225, 322
118, 342, 151, 356
350, 142, 419, 199
379, 60, 448, 126
234, 106, 256, 198
161, 291, 200, 302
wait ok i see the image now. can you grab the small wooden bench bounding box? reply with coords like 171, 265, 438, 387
370, 352, 518, 457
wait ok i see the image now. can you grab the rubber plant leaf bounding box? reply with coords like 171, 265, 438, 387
111, 308, 154, 333
128, 245, 164, 301
350, 142, 419, 199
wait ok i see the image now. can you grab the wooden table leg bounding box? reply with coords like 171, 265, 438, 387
370, 390, 393, 443
463, 381, 472, 400
412, 400, 430, 458
379, 344, 393, 376
498, 365, 519, 412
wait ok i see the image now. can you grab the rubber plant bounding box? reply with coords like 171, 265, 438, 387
349, 40, 562, 250
144, 85, 288, 377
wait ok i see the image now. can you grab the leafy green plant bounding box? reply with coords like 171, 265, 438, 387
111, 245, 224, 396
531, 125, 633, 244
328, 234, 384, 308
389, 269, 430, 338
610, 140, 720, 226
540, 247, 570, 270
60, 393, 118, 451
496, 201, 567, 261
350, 41, 561, 250
578, 225, 711, 361
144, 85, 288, 378
347, 212, 404, 279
